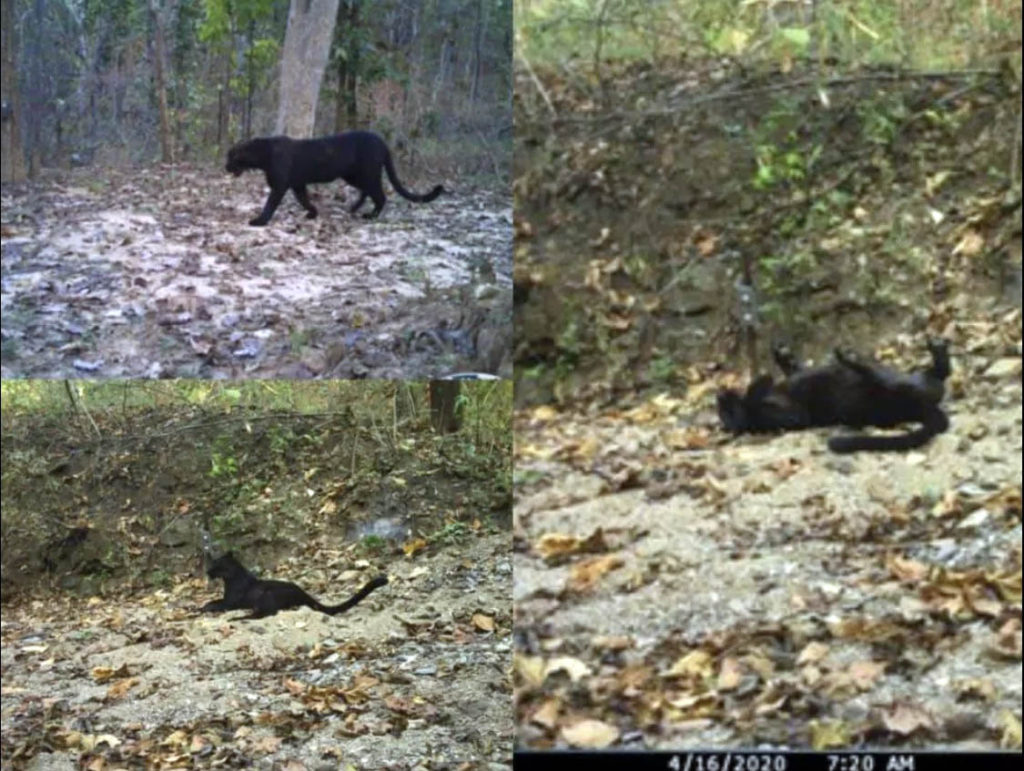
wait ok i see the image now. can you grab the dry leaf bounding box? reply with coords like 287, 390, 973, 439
797, 641, 829, 665
161, 729, 188, 747
514, 654, 546, 688
544, 656, 592, 683
560, 718, 619, 749
530, 699, 560, 730
665, 650, 713, 679
888, 555, 928, 582
717, 657, 743, 691
402, 538, 427, 558
105, 678, 138, 700
535, 533, 582, 560
254, 735, 283, 753
848, 660, 886, 690
531, 406, 559, 422
190, 734, 210, 753
567, 554, 624, 592
91, 663, 130, 684
952, 229, 984, 257
809, 719, 851, 749
471, 613, 496, 632
998, 710, 1022, 749
881, 702, 935, 736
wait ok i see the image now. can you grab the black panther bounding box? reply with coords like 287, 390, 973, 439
226, 131, 444, 226
202, 552, 387, 620
717, 338, 950, 453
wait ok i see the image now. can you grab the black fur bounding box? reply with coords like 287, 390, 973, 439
202, 552, 387, 620
226, 130, 445, 226
717, 338, 950, 453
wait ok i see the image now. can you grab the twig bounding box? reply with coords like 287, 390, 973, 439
516, 51, 556, 117
552, 68, 1000, 127
1011, 105, 1022, 186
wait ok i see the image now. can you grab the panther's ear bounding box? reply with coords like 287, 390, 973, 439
201, 528, 226, 562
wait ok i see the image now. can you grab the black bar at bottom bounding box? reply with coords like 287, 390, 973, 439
513, 750, 1022, 771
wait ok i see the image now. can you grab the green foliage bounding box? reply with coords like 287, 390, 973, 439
230, 37, 281, 96
199, 0, 277, 43
518, 0, 1018, 71
359, 534, 387, 555
647, 354, 677, 384
208, 450, 239, 479
0, 381, 47, 413
428, 521, 471, 546
758, 250, 820, 296
199, 0, 281, 131
148, 569, 173, 587
749, 102, 822, 193
858, 95, 908, 147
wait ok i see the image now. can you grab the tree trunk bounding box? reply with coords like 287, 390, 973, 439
0, 0, 27, 181
333, 0, 360, 131
244, 18, 255, 138
217, 52, 230, 149
344, 0, 360, 127
429, 381, 462, 434
470, 0, 484, 103
277, 0, 341, 138
148, 0, 173, 163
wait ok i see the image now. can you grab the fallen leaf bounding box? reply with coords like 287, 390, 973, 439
567, 554, 624, 592
531, 406, 559, 422
809, 719, 851, 749
514, 654, 546, 688
888, 554, 928, 582
665, 649, 713, 679
471, 613, 496, 632
848, 660, 886, 690
254, 735, 283, 753
91, 663, 130, 683
881, 702, 935, 736
535, 533, 581, 561
105, 677, 138, 700
797, 641, 830, 665
717, 657, 743, 691
530, 699, 560, 730
998, 710, 1022, 749
402, 538, 427, 558
544, 656, 592, 683
560, 718, 619, 748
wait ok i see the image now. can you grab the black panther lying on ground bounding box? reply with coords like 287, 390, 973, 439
717, 338, 951, 453
201, 552, 388, 620
225, 130, 445, 226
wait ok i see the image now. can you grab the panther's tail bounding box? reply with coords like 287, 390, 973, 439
383, 148, 445, 203
317, 575, 389, 615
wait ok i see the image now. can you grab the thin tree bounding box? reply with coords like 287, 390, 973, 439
148, 0, 174, 162
1, 0, 27, 181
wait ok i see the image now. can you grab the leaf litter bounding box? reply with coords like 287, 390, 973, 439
1, 166, 512, 379
1, 532, 512, 769
513, 316, 1022, 751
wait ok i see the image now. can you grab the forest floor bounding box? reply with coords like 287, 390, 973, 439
1, 165, 512, 379
513, 317, 1022, 751
1, 530, 512, 770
